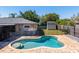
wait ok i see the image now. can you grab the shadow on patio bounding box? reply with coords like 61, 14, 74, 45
0, 33, 22, 49
0, 30, 42, 49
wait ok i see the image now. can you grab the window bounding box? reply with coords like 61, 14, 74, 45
24, 26, 30, 28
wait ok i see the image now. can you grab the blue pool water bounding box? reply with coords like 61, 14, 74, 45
11, 36, 64, 49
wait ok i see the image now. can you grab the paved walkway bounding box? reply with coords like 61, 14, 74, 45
0, 35, 79, 53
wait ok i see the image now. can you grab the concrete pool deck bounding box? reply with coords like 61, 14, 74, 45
0, 35, 79, 53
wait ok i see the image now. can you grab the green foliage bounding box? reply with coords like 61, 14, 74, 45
56, 19, 75, 26
56, 20, 66, 25
9, 13, 17, 18
61, 29, 69, 34
43, 13, 59, 22
19, 10, 39, 23
37, 27, 45, 36
67, 20, 75, 26
40, 13, 59, 26
8, 11, 75, 27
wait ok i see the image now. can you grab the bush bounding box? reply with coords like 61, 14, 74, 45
61, 29, 69, 34
38, 25, 47, 29
37, 27, 45, 36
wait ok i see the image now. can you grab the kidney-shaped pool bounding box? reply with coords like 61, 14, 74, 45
11, 36, 64, 49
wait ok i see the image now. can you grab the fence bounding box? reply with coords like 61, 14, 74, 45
38, 26, 46, 29
39, 25, 79, 37
75, 27, 79, 37
58, 25, 79, 37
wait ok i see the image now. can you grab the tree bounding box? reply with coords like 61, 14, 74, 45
70, 13, 79, 26
57, 19, 75, 26
71, 13, 79, 21
67, 20, 75, 26
9, 13, 17, 18
44, 13, 59, 22
40, 13, 59, 26
19, 10, 39, 23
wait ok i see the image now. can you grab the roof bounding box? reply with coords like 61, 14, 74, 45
0, 18, 37, 26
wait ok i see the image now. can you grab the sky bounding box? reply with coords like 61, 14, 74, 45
0, 6, 79, 19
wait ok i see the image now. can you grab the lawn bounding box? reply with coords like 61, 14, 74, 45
43, 29, 65, 35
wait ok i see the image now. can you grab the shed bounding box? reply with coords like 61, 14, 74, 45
47, 21, 57, 30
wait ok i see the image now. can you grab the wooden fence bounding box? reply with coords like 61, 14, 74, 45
58, 25, 79, 37
39, 25, 79, 37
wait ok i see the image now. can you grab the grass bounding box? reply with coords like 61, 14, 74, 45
43, 29, 65, 35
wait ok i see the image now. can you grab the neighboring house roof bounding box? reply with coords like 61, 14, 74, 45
0, 18, 37, 26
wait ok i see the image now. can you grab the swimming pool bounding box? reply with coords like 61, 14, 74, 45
11, 36, 64, 49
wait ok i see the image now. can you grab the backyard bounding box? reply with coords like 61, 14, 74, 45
0, 6, 79, 53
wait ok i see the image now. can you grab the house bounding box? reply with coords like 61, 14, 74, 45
0, 18, 38, 41
47, 21, 57, 30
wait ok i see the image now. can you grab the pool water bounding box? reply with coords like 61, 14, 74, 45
11, 36, 64, 49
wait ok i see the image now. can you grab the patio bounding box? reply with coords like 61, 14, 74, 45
0, 35, 79, 53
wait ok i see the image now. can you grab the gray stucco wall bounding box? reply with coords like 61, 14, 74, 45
15, 23, 37, 35
47, 22, 56, 30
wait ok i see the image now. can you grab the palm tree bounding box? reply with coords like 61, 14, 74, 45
9, 13, 17, 18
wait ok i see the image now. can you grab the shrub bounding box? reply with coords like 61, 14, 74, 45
61, 29, 69, 34
37, 27, 45, 36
